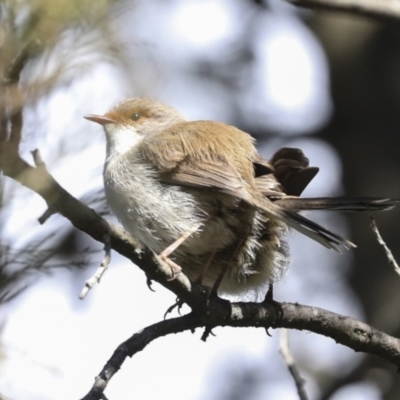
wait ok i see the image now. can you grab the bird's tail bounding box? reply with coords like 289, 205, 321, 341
248, 195, 355, 251
274, 197, 398, 212
275, 207, 355, 251
257, 148, 399, 250
255, 197, 399, 251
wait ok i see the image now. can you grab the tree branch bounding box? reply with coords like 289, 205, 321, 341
284, 0, 400, 22
4, 39, 37, 147
80, 301, 400, 399
80, 313, 201, 400
1, 146, 399, 399
0, 145, 216, 311
280, 328, 309, 400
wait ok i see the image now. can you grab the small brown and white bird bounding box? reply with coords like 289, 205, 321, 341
85, 98, 396, 297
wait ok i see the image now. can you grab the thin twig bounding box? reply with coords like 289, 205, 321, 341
369, 213, 400, 276
9, 110, 23, 147
279, 328, 309, 400
79, 234, 111, 299
38, 207, 57, 224
6, 41, 34, 148
7, 41, 32, 84
31, 148, 45, 166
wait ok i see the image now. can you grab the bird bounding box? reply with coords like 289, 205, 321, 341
84, 98, 396, 298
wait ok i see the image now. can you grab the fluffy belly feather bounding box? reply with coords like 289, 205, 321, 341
104, 158, 289, 296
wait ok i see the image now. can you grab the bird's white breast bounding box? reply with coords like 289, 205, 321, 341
103, 149, 206, 254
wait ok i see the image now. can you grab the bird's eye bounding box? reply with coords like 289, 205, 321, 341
130, 113, 141, 121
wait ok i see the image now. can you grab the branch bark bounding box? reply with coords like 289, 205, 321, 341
280, 329, 309, 400
80, 302, 400, 400
1, 146, 400, 399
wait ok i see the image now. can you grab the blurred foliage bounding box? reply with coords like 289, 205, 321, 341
1, 0, 110, 46
0, 233, 99, 304
0, 0, 120, 305
0, 0, 121, 109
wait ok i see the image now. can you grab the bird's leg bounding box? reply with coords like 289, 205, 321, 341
194, 249, 217, 285
210, 229, 250, 297
263, 283, 283, 326
159, 215, 213, 280
163, 215, 214, 317
209, 262, 230, 297
162, 258, 184, 281
160, 222, 203, 260
265, 283, 274, 303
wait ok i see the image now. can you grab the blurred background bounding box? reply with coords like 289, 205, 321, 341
1, 0, 400, 399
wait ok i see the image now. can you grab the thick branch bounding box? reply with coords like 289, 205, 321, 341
0, 146, 214, 310
284, 0, 400, 21
80, 302, 400, 399
1, 147, 399, 399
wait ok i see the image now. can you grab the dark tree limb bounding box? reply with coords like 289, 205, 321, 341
0, 145, 216, 311
1, 137, 399, 400
80, 313, 201, 400
284, 0, 400, 22
80, 302, 400, 400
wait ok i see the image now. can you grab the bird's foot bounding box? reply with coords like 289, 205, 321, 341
164, 297, 185, 319
159, 254, 182, 281
263, 284, 283, 334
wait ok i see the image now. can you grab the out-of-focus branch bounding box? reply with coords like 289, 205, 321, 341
79, 234, 111, 299
369, 213, 400, 276
284, 0, 400, 21
6, 41, 36, 147
7, 40, 34, 84
280, 329, 309, 400
1, 38, 32, 147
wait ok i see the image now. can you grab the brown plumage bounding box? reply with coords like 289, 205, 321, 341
85, 98, 397, 297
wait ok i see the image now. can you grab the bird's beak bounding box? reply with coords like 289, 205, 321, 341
84, 114, 116, 126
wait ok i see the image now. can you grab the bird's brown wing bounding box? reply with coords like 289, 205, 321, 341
137, 120, 257, 201
159, 161, 251, 200
254, 175, 285, 198
138, 130, 354, 251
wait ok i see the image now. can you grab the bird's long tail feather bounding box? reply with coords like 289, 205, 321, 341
252, 197, 358, 251
277, 208, 355, 251
274, 197, 399, 212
